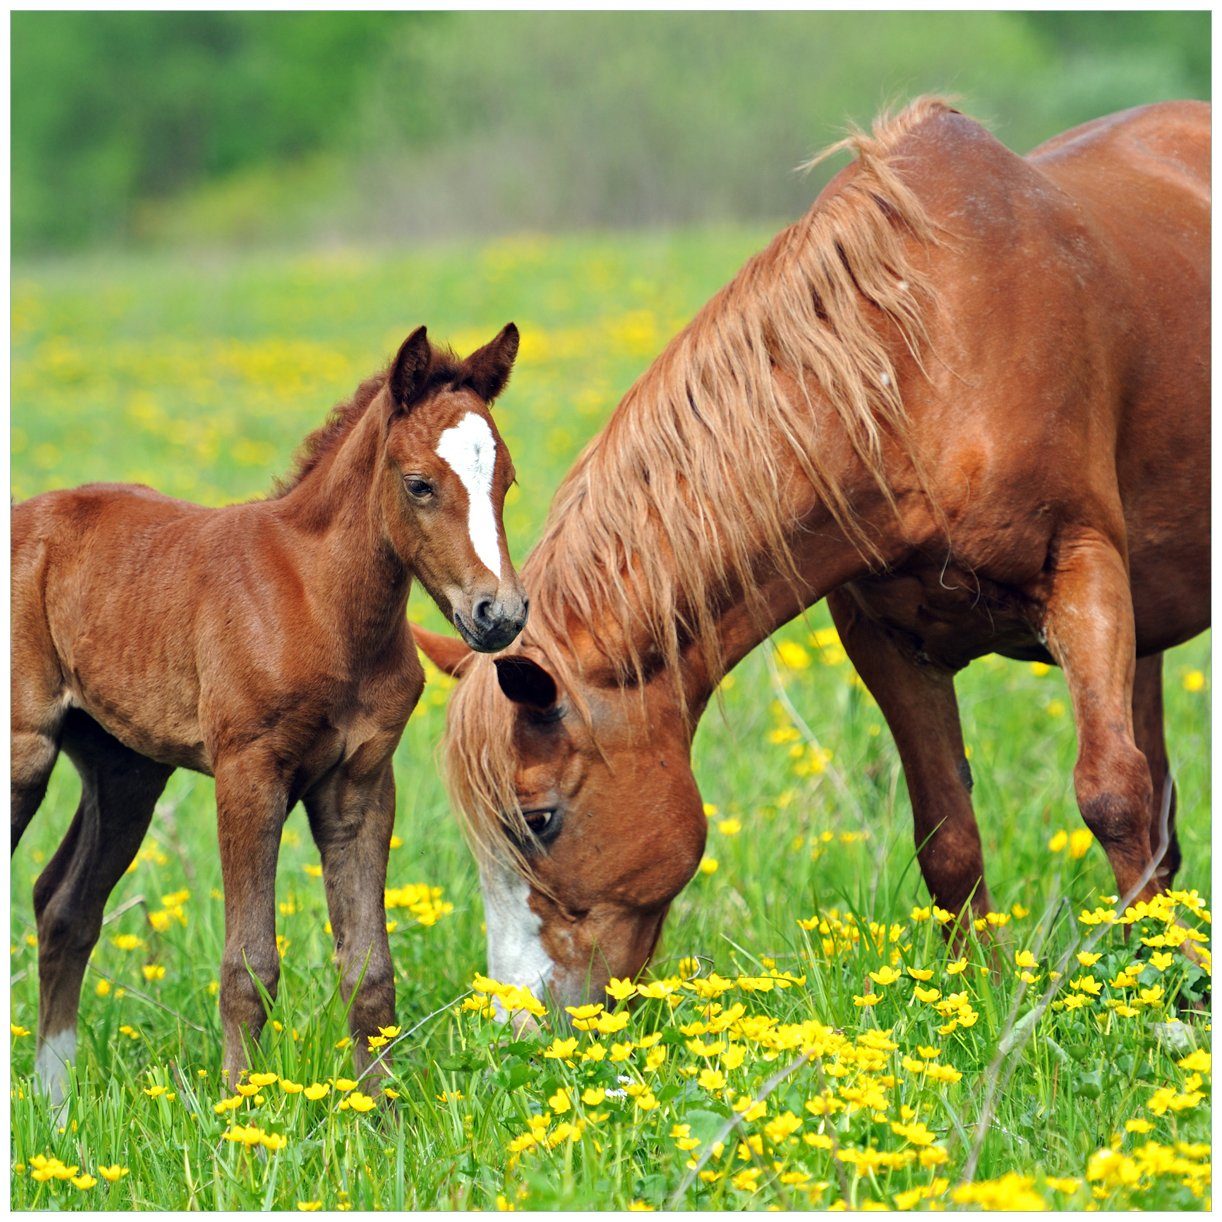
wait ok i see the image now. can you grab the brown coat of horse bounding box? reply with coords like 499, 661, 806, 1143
12, 325, 528, 1098
417, 100, 1210, 1010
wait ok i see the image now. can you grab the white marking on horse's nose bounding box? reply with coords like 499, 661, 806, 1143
436, 412, 502, 578
480, 865, 554, 1018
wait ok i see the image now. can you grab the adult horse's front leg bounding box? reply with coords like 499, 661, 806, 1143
1132, 652, 1181, 889
304, 761, 397, 1090
828, 589, 994, 927
215, 753, 288, 1084
1042, 531, 1161, 905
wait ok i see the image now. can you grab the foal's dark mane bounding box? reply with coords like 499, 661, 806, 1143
272, 346, 466, 497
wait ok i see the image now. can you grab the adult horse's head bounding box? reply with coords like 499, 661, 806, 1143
383, 325, 527, 652
414, 623, 709, 1011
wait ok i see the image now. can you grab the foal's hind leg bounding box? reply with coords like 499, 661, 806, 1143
1132, 652, 1181, 888
828, 590, 994, 930
11, 682, 67, 852
34, 711, 172, 1103
1042, 531, 1161, 905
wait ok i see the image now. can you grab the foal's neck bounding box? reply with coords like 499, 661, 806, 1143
276, 397, 410, 651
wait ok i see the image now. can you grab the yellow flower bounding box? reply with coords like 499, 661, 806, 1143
605, 977, 636, 1002
71, 1173, 98, 1190
334, 1078, 358, 1092
868, 965, 900, 987
248, 1072, 278, 1088
304, 1083, 330, 1101
143, 1084, 168, 1099
698, 1067, 727, 1091
906, 966, 934, 982
1182, 669, 1206, 692
280, 1079, 303, 1094
698, 857, 719, 876
853, 993, 881, 1007
565, 1003, 604, 1022
1068, 829, 1093, 859
98, 1165, 129, 1183
1014, 949, 1038, 969
593, 1010, 630, 1036
141, 963, 166, 982
775, 641, 810, 670
347, 1092, 376, 1113
297, 1203, 322, 1212
946, 958, 968, 975
213, 1096, 243, 1114
11, 1024, 30, 1038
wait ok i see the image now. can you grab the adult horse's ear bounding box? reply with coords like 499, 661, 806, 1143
410, 623, 473, 677
465, 323, 519, 404
494, 655, 559, 710
390, 326, 432, 410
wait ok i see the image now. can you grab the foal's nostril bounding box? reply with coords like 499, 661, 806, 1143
471, 596, 496, 631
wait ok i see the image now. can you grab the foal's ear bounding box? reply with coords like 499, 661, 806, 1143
390, 326, 432, 410
411, 623, 474, 677
495, 655, 559, 710
465, 323, 520, 404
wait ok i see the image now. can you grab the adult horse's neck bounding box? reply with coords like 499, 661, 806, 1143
521, 123, 939, 714
275, 395, 410, 656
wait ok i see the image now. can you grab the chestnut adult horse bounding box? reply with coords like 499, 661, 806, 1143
12, 324, 528, 1100
416, 99, 1210, 1010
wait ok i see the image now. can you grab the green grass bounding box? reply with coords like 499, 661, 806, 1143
10, 229, 1211, 1210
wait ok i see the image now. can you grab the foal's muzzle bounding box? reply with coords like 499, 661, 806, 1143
454, 589, 529, 652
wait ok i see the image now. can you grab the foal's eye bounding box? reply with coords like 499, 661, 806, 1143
404, 477, 434, 500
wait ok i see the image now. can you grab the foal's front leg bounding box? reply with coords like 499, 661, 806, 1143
214, 754, 288, 1084
305, 761, 397, 1089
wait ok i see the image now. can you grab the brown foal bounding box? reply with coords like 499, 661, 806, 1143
418, 99, 1209, 1010
12, 324, 527, 1101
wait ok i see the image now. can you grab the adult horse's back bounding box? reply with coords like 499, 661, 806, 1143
418, 99, 1209, 1008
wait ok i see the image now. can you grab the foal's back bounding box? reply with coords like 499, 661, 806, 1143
13, 484, 288, 773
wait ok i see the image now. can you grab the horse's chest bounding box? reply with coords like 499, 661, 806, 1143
316, 666, 425, 780
846, 565, 1045, 671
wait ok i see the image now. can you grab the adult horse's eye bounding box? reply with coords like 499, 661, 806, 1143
521, 807, 560, 845
404, 477, 434, 500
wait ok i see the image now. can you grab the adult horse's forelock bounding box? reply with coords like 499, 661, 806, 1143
442, 652, 537, 881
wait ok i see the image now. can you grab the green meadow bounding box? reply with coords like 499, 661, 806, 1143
10, 229, 1211, 1210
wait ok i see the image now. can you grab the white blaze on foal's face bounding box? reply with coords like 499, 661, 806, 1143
436, 412, 502, 578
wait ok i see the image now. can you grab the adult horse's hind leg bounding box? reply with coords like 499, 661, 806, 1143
828, 589, 994, 928
1042, 531, 1161, 905
33, 710, 172, 1103
1132, 652, 1181, 888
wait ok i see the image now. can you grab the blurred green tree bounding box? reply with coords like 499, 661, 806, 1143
10, 10, 1210, 255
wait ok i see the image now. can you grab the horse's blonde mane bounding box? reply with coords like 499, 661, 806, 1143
445, 97, 953, 871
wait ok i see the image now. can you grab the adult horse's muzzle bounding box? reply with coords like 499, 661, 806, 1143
453, 587, 529, 652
